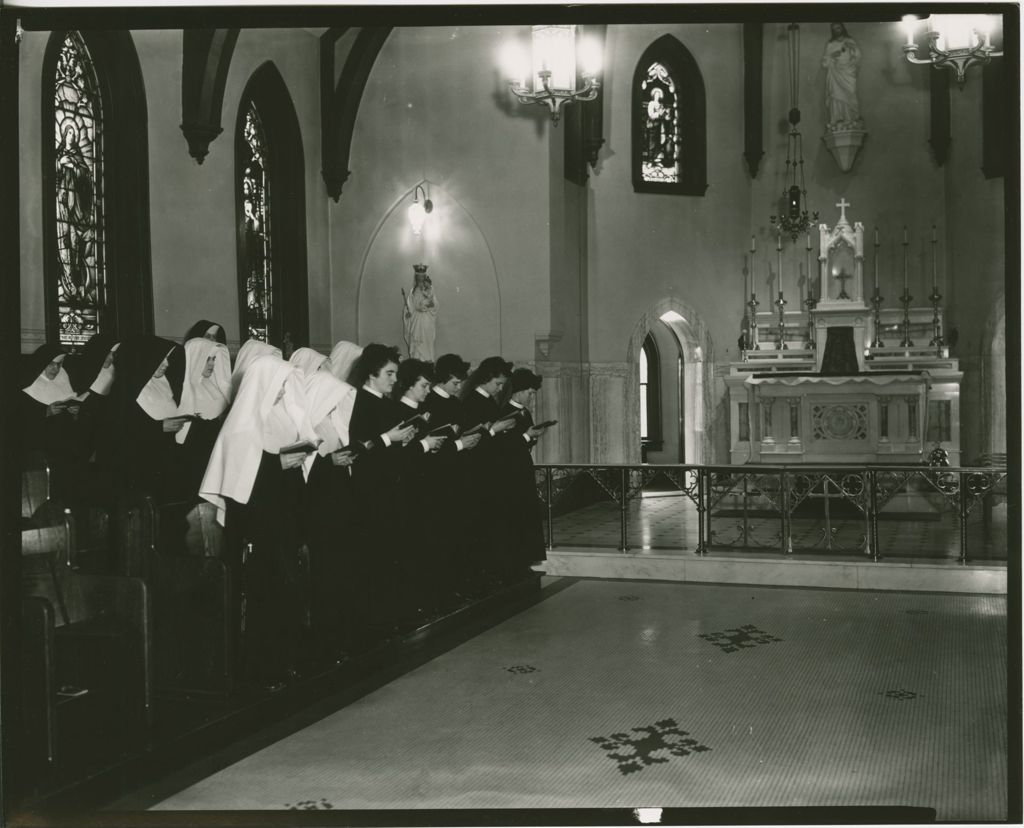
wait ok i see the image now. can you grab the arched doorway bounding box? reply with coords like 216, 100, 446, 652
627, 298, 714, 466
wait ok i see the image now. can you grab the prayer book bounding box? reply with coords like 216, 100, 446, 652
462, 423, 489, 437
280, 439, 319, 455
398, 412, 431, 430
535, 419, 558, 429
428, 423, 460, 438
338, 439, 374, 455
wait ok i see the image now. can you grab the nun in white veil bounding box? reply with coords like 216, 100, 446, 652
230, 339, 282, 400
301, 370, 361, 659
199, 354, 318, 689
328, 340, 363, 384
289, 346, 330, 378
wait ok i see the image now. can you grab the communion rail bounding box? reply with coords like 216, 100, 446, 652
534, 463, 1010, 565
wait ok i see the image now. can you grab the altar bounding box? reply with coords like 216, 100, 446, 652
728, 201, 962, 465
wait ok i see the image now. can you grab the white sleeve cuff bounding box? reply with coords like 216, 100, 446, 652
420, 438, 430, 452
523, 432, 531, 442
381, 433, 392, 447
455, 439, 465, 451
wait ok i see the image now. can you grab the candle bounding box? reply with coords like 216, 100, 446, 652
931, 225, 938, 289
903, 226, 908, 244
777, 240, 783, 298
874, 226, 879, 246
931, 224, 937, 243
750, 235, 756, 253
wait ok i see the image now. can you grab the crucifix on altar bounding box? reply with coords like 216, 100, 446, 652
816, 198, 865, 307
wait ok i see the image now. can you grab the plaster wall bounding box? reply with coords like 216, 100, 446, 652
328, 25, 553, 364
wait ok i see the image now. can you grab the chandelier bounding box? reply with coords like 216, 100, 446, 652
902, 14, 1002, 89
771, 23, 818, 242
504, 25, 601, 124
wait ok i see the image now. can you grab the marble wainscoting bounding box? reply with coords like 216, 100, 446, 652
534, 361, 591, 464
588, 362, 632, 464
538, 549, 1007, 595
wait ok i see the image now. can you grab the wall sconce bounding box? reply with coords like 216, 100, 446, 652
501, 24, 601, 124
902, 13, 1002, 88
408, 184, 432, 236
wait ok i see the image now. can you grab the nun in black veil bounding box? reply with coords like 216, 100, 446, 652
19, 343, 91, 504
94, 335, 190, 507
183, 319, 228, 345
64, 333, 119, 458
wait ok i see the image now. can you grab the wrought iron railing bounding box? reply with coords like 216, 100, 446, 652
534, 463, 1009, 565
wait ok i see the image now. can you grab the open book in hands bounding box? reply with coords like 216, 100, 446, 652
535, 419, 558, 429
397, 412, 431, 431
427, 422, 461, 439
337, 439, 375, 456
280, 439, 320, 456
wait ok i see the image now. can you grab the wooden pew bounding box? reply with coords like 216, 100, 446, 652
20, 514, 152, 776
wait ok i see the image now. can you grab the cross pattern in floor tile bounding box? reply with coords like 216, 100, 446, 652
505, 664, 538, 674
880, 689, 923, 701
144, 580, 1007, 821
698, 624, 782, 653
589, 718, 710, 775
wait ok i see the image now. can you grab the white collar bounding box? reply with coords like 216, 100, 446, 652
362, 384, 384, 399
432, 386, 451, 399
475, 386, 490, 398
400, 396, 419, 409
510, 399, 525, 409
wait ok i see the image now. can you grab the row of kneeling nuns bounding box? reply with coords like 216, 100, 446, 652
21, 322, 553, 687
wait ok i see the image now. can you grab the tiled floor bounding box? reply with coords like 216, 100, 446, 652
549, 492, 1008, 563
138, 578, 1008, 820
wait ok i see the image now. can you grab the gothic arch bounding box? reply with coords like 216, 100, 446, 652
41, 29, 153, 342
181, 28, 240, 164
631, 33, 708, 196
626, 297, 715, 464
234, 61, 308, 349
355, 180, 502, 358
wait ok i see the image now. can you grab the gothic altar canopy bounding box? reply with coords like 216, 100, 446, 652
730, 200, 961, 465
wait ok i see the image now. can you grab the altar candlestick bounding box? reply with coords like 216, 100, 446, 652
777, 235, 783, 299
902, 226, 909, 292
873, 227, 879, 290
931, 224, 937, 288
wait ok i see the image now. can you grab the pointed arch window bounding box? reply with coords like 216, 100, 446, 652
632, 35, 707, 196
43, 30, 153, 346
52, 32, 106, 346
240, 102, 273, 342
235, 63, 309, 350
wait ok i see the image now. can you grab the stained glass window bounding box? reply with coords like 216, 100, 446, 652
241, 102, 273, 342
639, 62, 681, 184
53, 32, 105, 347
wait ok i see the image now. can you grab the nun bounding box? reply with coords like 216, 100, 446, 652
459, 356, 518, 587
231, 338, 282, 399
348, 343, 416, 636
421, 354, 483, 605
20, 343, 90, 503
200, 354, 319, 690
184, 319, 228, 345
289, 346, 330, 378
495, 368, 550, 579
392, 359, 447, 622
301, 369, 360, 659
94, 336, 189, 506
328, 340, 362, 384
175, 336, 232, 497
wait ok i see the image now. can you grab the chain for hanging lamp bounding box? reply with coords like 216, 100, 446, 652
771, 23, 818, 242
